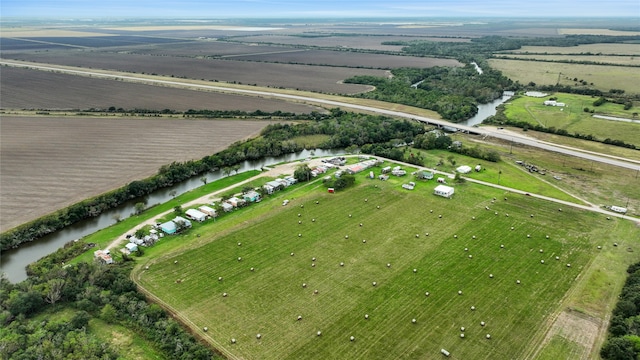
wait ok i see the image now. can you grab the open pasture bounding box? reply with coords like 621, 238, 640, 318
488, 58, 640, 94
0, 66, 320, 113
503, 93, 640, 146
10, 51, 385, 94
496, 54, 640, 66
137, 175, 627, 359
506, 43, 640, 56
0, 116, 270, 231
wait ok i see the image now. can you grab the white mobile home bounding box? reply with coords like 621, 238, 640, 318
434, 185, 455, 198
186, 208, 207, 222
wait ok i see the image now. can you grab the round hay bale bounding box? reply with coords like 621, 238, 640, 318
300, 204, 304, 208
539, 249, 544, 253
415, 234, 419, 238
472, 235, 476, 239
377, 206, 380, 209
425, 292, 430, 297
472, 216, 476, 220
458, 290, 463, 295
412, 318, 417, 324
145, 266, 149, 270
468, 255, 473, 259
454, 235, 458, 238
345, 235, 349, 239
489, 274, 494, 278
464, 247, 468, 251
362, 239, 367, 243
365, 198, 368, 202
540, 260, 545, 264
311, 263, 315, 267
312, 257, 316, 261
317, 331, 322, 336
291, 252, 295, 256
500, 244, 504, 248
302, 283, 307, 288
531, 214, 534, 218
558, 208, 562, 212
439, 215, 442, 218
486, 334, 491, 339
314, 289, 319, 294
340, 262, 344, 266
597, 246, 602, 249
461, 327, 465, 331
527, 234, 531, 238
607, 216, 611, 220
504, 197, 507, 201
174, 260, 178, 264
231, 338, 236, 344
256, 334, 262, 339
511, 227, 514, 230
203, 326, 208, 332
298, 213, 301, 217
298, 233, 302, 237
460, 333, 465, 338
430, 210, 433, 213
516, 280, 521, 284
387, 263, 391, 268
350, 336, 355, 341
372, 281, 377, 286
349, 214, 352, 218
364, 314, 369, 319
218, 276, 223, 281
237, 257, 242, 261
316, 201, 319, 204
425, 232, 429, 236
546, 235, 550, 239
359, 223, 363, 227
555, 256, 560, 260
297, 315, 302, 321
481, 321, 486, 326
495, 212, 498, 216
614, 242, 618, 247
238, 242, 242, 246
250, 267, 255, 271
312, 218, 316, 222
413, 268, 418, 273
567, 263, 571, 267
298, 220, 302, 224
506, 214, 509, 217
223, 292, 228, 297
471, 306, 476, 311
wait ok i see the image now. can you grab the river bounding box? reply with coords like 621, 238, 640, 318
1, 148, 343, 283
460, 92, 513, 127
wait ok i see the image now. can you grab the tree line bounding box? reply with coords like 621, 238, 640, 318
0, 243, 219, 359
600, 261, 640, 359
0, 110, 425, 251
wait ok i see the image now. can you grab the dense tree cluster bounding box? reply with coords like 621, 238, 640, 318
601, 261, 640, 360
1, 111, 425, 251
0, 250, 218, 360
344, 64, 513, 121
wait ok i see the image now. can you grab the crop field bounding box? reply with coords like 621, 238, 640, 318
0, 116, 271, 231
9, 51, 385, 94
488, 58, 640, 94
136, 171, 636, 359
503, 93, 640, 146
0, 66, 320, 113
496, 54, 640, 66
219, 49, 461, 69
226, 34, 470, 51
506, 43, 640, 56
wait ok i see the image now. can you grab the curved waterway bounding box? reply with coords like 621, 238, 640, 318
1, 148, 343, 283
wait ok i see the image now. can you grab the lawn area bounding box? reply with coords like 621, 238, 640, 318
502, 93, 640, 147
134, 166, 638, 360
488, 59, 640, 94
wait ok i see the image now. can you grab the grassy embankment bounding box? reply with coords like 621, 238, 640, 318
132, 161, 638, 360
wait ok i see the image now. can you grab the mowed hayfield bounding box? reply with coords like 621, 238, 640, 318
488, 58, 640, 94
496, 54, 640, 66
0, 116, 272, 231
0, 66, 322, 113
136, 172, 636, 360
507, 43, 640, 56
503, 93, 640, 146
9, 51, 387, 94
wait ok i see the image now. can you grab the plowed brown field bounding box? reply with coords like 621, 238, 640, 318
0, 116, 272, 230
0, 66, 322, 112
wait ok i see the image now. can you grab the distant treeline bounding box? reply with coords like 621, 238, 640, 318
0, 110, 425, 251
484, 102, 638, 150
0, 243, 219, 359
385, 34, 640, 61
600, 261, 640, 359
344, 63, 513, 122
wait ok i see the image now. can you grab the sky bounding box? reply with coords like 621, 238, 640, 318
1, 0, 639, 19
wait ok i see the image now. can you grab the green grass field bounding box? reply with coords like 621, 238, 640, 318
488, 59, 640, 94
134, 168, 639, 360
502, 93, 640, 147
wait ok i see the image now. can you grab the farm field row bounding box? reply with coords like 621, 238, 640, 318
5, 51, 386, 94
135, 168, 638, 359
488, 58, 640, 94
0, 66, 321, 113
0, 116, 271, 230
503, 93, 640, 146
496, 54, 640, 66
507, 43, 640, 56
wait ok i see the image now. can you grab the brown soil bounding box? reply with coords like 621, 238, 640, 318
0, 116, 273, 230
539, 309, 601, 359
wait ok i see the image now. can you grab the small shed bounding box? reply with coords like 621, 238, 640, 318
160, 221, 177, 234
125, 242, 138, 253
186, 208, 207, 222
328, 188, 335, 193
456, 165, 472, 174
94, 250, 113, 264
434, 185, 455, 198
199, 205, 217, 217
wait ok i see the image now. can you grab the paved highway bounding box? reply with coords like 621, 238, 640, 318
2, 60, 639, 171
